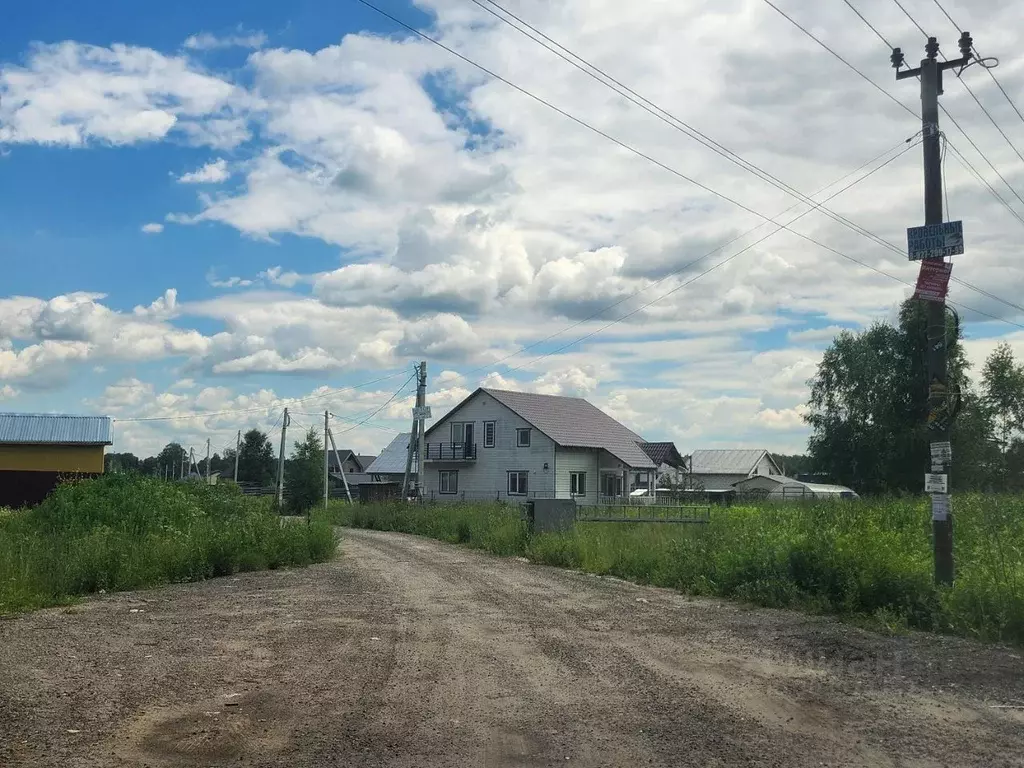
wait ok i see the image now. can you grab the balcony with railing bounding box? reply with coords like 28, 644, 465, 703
423, 442, 478, 462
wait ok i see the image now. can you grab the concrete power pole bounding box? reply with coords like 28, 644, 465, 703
327, 428, 353, 504
417, 362, 427, 500
323, 410, 330, 509
277, 407, 290, 510
402, 405, 419, 500
205, 438, 211, 483
403, 361, 428, 501
234, 430, 241, 482
893, 32, 974, 586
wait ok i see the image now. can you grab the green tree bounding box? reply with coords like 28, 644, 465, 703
804, 299, 988, 494
237, 430, 276, 486
770, 453, 813, 477
104, 452, 140, 473
981, 342, 1024, 449
286, 428, 323, 515
156, 443, 188, 477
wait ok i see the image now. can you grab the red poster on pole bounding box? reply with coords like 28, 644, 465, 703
913, 260, 952, 302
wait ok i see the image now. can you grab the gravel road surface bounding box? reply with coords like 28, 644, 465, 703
2, 528, 1023, 767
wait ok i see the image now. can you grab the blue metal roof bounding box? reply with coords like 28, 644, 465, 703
0, 413, 113, 445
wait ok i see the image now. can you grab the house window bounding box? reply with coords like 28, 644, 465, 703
438, 470, 459, 494
508, 471, 528, 496
484, 421, 495, 448
570, 472, 587, 497
451, 422, 466, 444
516, 428, 531, 447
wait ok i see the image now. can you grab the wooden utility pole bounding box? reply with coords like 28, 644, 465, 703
234, 430, 241, 482
277, 408, 290, 510
893, 32, 973, 586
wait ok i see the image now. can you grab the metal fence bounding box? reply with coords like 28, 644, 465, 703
577, 503, 711, 524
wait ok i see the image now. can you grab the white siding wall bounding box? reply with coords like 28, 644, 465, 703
422, 392, 556, 500
754, 453, 777, 476
553, 448, 599, 505
693, 473, 748, 491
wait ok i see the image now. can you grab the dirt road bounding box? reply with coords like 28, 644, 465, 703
2, 529, 1023, 767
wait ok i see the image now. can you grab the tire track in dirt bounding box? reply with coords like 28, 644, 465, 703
2, 529, 1022, 767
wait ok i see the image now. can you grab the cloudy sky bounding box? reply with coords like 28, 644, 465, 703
2, 0, 1023, 459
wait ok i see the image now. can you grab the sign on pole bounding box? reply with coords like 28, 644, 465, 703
924, 473, 948, 494
930, 441, 952, 462
907, 220, 964, 260
931, 494, 951, 522
412, 405, 432, 420
913, 260, 952, 302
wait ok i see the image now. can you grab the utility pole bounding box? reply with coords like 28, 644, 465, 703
893, 32, 973, 586
277, 408, 290, 510
323, 410, 330, 509
205, 438, 211, 483
403, 362, 421, 500
234, 430, 241, 482
327, 428, 353, 504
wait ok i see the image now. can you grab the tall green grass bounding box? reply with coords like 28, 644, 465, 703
330, 496, 1024, 645
0, 474, 337, 614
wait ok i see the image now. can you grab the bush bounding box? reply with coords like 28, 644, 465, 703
338, 495, 1024, 645
0, 474, 337, 614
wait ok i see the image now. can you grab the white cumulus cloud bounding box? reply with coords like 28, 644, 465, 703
178, 158, 230, 184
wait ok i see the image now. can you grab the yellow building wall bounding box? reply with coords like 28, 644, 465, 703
0, 445, 105, 473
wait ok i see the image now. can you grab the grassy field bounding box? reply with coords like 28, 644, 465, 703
329, 496, 1024, 645
0, 474, 336, 614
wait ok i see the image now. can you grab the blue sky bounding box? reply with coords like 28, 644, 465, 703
2, 0, 1023, 458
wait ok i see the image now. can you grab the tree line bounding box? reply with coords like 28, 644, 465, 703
804, 299, 1024, 494
105, 427, 330, 514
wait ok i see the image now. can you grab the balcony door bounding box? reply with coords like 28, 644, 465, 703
450, 422, 474, 459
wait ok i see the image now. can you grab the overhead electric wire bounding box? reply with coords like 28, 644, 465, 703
891, 0, 929, 37
784, 0, 1024, 229
456, 138, 919, 378
467, 0, 1024, 323
504, 141, 928, 373
331, 373, 417, 436
115, 369, 410, 422
356, 0, 1024, 341
468, 0, 924, 292
840, 0, 894, 49
928, 0, 1024, 127
762, 0, 917, 119
889, 0, 1024, 185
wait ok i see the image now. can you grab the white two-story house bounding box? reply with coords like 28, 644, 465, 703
421, 388, 669, 504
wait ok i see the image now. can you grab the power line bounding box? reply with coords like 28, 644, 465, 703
806, 0, 1024, 228
840, 0, 894, 49
891, 0, 929, 37
890, 0, 1024, 187
762, 0, 917, 119
458, 137, 918, 378
929, 0, 1024, 128
115, 369, 410, 422
331, 373, 417, 436
469, 0, 924, 301
466, 0, 1024, 324
355, 0, 1024, 341
506, 140, 924, 374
